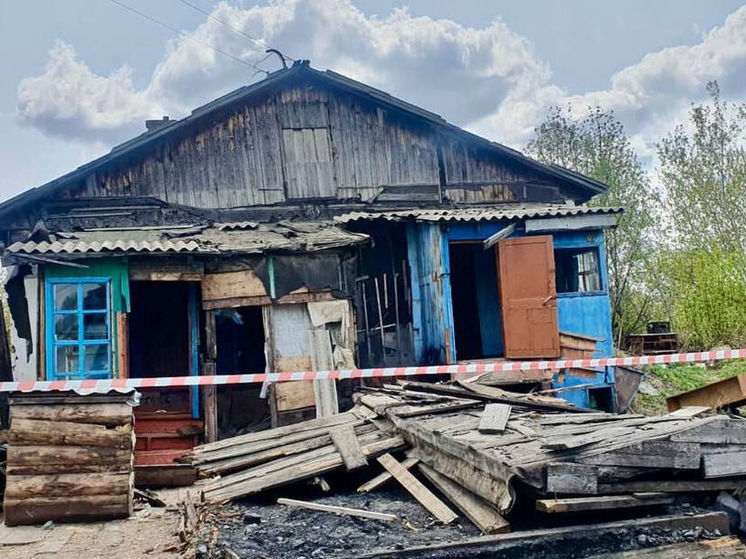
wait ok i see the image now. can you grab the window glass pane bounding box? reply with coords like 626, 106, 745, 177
54, 284, 78, 311
82, 283, 107, 310
54, 314, 78, 341
555, 249, 601, 293
84, 313, 108, 340
55, 345, 80, 374
84, 344, 110, 372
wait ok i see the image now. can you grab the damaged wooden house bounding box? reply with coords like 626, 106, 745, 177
0, 60, 622, 479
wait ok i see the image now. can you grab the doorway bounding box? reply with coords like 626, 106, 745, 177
448, 243, 504, 361
214, 306, 269, 435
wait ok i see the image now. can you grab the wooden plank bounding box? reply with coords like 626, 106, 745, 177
202, 361, 218, 443
116, 312, 129, 379
275, 381, 317, 412
330, 424, 368, 471
478, 403, 511, 434
201, 270, 268, 302
703, 451, 746, 478
418, 463, 510, 534
671, 416, 746, 444
204, 435, 405, 502
545, 463, 598, 495
581, 441, 701, 469
667, 406, 710, 417
3, 495, 130, 526
358, 512, 731, 558
667, 374, 746, 411
277, 498, 397, 522
357, 457, 419, 493
536, 493, 675, 514
598, 479, 746, 494
377, 453, 458, 524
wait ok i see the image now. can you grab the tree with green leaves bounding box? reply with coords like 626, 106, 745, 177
656, 82, 746, 348
527, 106, 656, 347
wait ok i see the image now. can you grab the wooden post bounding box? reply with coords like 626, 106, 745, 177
203, 361, 218, 443
115, 313, 129, 379
203, 310, 218, 442
374, 277, 386, 365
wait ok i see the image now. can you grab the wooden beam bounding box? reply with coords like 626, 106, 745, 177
484, 223, 517, 249
667, 374, 746, 411
277, 498, 397, 522
536, 493, 675, 514
330, 424, 368, 471
377, 453, 458, 524
598, 479, 746, 494
203, 361, 218, 443
357, 456, 419, 493
417, 463, 509, 534
703, 451, 746, 479
545, 463, 597, 495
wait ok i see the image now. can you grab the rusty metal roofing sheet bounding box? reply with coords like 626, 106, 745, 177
334, 204, 622, 223
6, 221, 367, 257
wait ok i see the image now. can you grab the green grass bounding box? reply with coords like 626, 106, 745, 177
629, 359, 746, 415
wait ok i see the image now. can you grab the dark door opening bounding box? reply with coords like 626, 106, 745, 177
215, 306, 269, 436
128, 281, 199, 465
449, 243, 503, 361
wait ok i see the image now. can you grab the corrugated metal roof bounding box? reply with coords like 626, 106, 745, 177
6, 221, 367, 257
334, 204, 622, 224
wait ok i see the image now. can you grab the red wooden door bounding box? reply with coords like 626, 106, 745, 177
497, 235, 560, 359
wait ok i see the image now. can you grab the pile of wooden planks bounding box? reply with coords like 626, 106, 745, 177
3, 391, 137, 525
186, 410, 405, 503
182, 379, 746, 538
356, 382, 746, 521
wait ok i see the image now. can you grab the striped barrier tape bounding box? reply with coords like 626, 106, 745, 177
2, 347, 745, 393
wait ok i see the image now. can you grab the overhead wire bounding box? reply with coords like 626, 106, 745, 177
107, 0, 256, 69
176, 0, 295, 64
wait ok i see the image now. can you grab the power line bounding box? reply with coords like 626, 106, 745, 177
107, 0, 255, 69
176, 0, 294, 63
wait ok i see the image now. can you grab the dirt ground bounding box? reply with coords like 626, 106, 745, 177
0, 507, 182, 559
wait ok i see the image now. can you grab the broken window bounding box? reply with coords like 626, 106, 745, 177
46, 278, 111, 379
555, 248, 602, 293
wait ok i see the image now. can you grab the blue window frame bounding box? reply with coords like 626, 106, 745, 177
46, 277, 112, 380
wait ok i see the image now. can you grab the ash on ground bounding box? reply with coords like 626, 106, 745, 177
197, 485, 479, 559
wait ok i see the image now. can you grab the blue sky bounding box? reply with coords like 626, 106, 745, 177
1, 0, 745, 202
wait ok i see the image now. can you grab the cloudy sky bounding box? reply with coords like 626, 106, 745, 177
1, 0, 745, 202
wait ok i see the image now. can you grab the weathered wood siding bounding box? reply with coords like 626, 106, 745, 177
71, 80, 571, 208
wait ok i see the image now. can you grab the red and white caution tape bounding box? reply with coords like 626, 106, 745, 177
2, 348, 745, 393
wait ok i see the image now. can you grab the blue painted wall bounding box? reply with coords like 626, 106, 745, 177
404, 221, 615, 408
406, 223, 448, 364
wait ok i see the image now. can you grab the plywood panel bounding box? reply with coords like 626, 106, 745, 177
201, 270, 268, 302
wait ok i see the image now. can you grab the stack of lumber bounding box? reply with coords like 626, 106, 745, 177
3, 391, 136, 526
356, 382, 746, 519
186, 410, 405, 502
184, 379, 746, 537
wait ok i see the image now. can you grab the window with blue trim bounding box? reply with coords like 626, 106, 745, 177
47, 278, 112, 379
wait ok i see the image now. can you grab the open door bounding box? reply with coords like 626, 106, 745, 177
497, 235, 560, 359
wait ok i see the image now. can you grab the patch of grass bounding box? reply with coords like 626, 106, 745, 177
648, 359, 746, 392
629, 359, 746, 416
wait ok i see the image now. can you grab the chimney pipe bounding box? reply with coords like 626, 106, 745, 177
145, 116, 171, 132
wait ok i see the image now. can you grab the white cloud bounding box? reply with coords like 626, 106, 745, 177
15, 1, 746, 159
